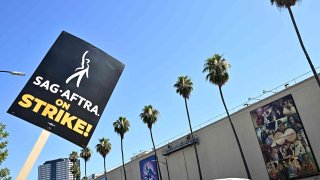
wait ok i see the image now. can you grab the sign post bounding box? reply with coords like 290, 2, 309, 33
17, 130, 50, 180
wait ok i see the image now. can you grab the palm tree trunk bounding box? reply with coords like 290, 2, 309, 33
104, 157, 107, 180
149, 128, 163, 180
121, 138, 128, 180
85, 161, 87, 178
218, 86, 251, 179
288, 6, 320, 88
184, 98, 203, 180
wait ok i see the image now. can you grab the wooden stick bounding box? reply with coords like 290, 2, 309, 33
17, 130, 50, 180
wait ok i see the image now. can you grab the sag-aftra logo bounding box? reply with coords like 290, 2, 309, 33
66, 50, 90, 88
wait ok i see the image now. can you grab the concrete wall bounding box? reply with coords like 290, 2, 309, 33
97, 77, 320, 180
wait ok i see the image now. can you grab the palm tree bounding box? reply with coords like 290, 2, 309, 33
69, 151, 79, 180
69, 151, 79, 163
80, 147, 92, 179
174, 76, 203, 180
140, 105, 163, 180
96, 138, 112, 180
70, 163, 81, 180
203, 54, 251, 179
270, 0, 320, 87
113, 117, 130, 180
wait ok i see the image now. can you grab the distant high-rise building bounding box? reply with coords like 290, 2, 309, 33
38, 158, 80, 180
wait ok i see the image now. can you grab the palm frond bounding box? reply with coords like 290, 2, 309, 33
140, 105, 159, 129
96, 138, 111, 157
203, 54, 231, 87
69, 151, 79, 162
80, 147, 92, 162
113, 117, 130, 139
270, 0, 299, 8
174, 76, 193, 99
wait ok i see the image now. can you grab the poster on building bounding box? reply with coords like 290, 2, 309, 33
250, 94, 319, 179
7, 31, 125, 148
139, 155, 159, 180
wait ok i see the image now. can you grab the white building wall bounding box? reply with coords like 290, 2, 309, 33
96, 77, 320, 180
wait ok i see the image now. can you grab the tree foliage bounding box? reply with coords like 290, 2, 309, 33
0, 123, 11, 180
113, 117, 130, 140
69, 151, 79, 180
174, 76, 193, 99
270, 0, 299, 8
0, 123, 9, 164
69, 151, 79, 163
140, 105, 159, 129
203, 54, 231, 87
70, 163, 80, 180
96, 138, 111, 158
80, 147, 92, 162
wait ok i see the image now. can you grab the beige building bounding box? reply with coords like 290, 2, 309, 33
96, 76, 320, 180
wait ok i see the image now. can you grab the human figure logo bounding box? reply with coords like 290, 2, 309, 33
66, 51, 90, 87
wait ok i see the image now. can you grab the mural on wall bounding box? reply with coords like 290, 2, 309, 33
139, 155, 159, 180
250, 94, 319, 180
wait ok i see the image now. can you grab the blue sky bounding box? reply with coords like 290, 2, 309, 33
1, 0, 319, 179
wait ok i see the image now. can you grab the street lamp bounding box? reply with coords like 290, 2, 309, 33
152, 158, 171, 180
0, 70, 25, 76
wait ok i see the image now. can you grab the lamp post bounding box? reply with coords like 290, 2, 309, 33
0, 70, 25, 76
153, 158, 171, 180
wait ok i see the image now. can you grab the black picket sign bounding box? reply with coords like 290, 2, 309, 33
8, 31, 125, 147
